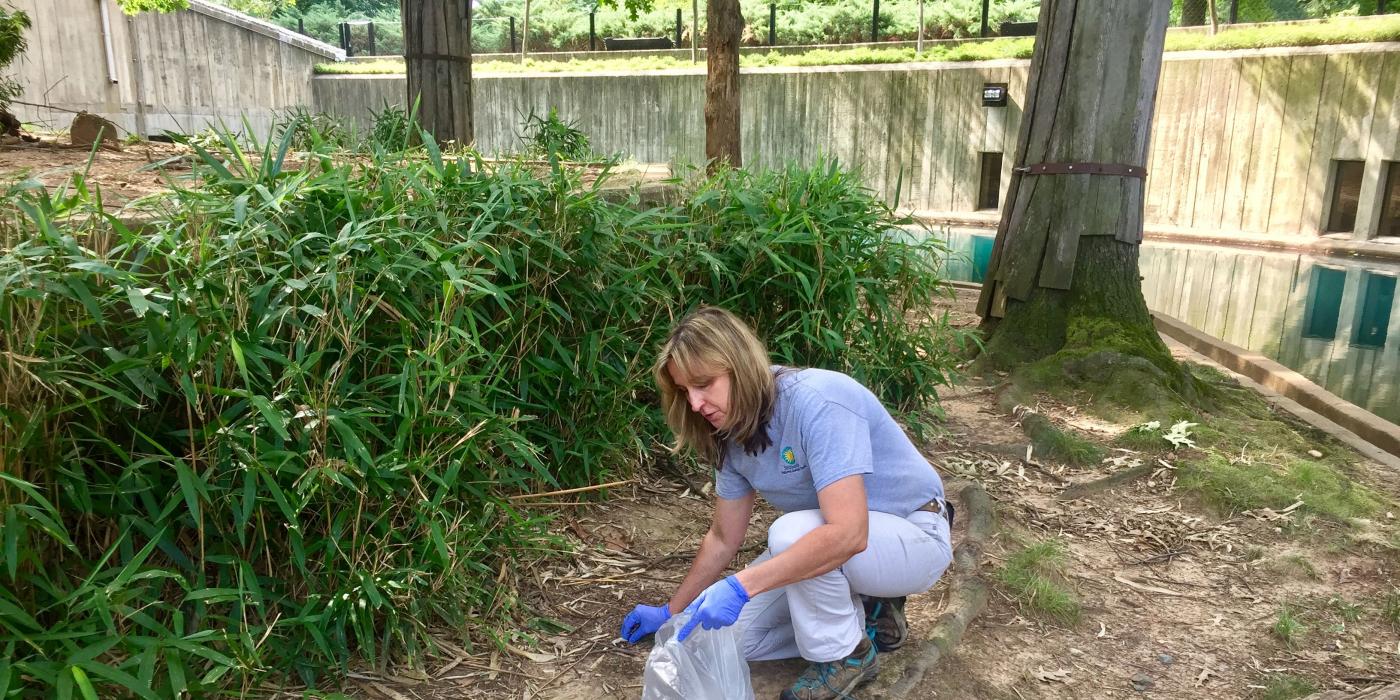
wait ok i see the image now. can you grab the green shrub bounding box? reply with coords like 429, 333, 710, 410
0, 127, 964, 695
0, 2, 30, 115
519, 108, 595, 160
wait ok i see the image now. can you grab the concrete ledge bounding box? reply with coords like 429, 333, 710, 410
1153, 313, 1400, 461
909, 211, 1400, 264
188, 0, 344, 61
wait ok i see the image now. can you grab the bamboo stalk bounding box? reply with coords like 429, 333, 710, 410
508, 479, 636, 501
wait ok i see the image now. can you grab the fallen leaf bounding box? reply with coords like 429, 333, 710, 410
1033, 667, 1071, 683
1196, 667, 1215, 686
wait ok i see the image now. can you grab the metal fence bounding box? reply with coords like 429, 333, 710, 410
292, 0, 1396, 58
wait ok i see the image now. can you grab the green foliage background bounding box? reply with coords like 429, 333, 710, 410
0, 116, 966, 695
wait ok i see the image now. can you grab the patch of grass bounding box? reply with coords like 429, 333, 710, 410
1270, 553, 1320, 580
1021, 413, 1104, 466
1168, 15, 1400, 52
1114, 425, 1171, 453
1177, 455, 1380, 522
1329, 595, 1363, 623
1382, 588, 1400, 627
995, 538, 1081, 625
315, 16, 1400, 75
1272, 605, 1307, 648
1257, 673, 1317, 700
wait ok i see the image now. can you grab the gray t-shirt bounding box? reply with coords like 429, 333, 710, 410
714, 367, 943, 516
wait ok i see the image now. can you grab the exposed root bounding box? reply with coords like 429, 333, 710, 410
880, 480, 994, 699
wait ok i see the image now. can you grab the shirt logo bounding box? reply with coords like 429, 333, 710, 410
780, 446, 805, 474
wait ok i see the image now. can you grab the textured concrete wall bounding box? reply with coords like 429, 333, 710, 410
315, 42, 1400, 240
315, 58, 1027, 215
9, 0, 342, 138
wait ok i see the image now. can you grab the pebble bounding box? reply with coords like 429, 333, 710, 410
1132, 673, 1155, 692
1308, 449, 1323, 458
1157, 653, 1174, 665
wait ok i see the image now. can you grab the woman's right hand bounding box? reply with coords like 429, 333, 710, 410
620, 603, 671, 643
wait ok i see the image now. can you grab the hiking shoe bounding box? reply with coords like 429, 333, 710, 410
779, 636, 879, 700
863, 596, 908, 652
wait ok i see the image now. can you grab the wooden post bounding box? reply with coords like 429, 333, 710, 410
522, 0, 530, 58
509, 16, 516, 52
705, 0, 743, 170
1228, 0, 1238, 23
871, 0, 879, 42
675, 9, 683, 48
367, 21, 376, 55
769, 3, 776, 45
589, 11, 596, 51
917, 0, 924, 52
980, 0, 989, 37
404, 0, 474, 147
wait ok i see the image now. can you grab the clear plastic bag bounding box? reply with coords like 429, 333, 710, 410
641, 613, 754, 700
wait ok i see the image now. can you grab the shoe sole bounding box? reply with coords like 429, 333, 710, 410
777, 658, 880, 700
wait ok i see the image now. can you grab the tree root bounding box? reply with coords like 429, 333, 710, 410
1055, 463, 1156, 501
880, 480, 994, 699
995, 384, 1104, 467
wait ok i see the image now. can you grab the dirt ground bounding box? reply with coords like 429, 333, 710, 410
0, 137, 196, 209
340, 299, 1400, 700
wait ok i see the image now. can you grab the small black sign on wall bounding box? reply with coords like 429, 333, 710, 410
982, 83, 1008, 107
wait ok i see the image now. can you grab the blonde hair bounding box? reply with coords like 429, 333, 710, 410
654, 307, 777, 467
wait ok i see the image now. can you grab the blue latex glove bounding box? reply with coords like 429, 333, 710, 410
620, 603, 671, 643
677, 575, 750, 642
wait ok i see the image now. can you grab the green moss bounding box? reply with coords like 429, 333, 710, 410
1178, 455, 1380, 521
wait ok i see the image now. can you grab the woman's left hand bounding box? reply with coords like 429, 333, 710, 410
677, 575, 750, 642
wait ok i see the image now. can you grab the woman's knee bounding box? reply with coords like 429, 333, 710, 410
767, 510, 825, 553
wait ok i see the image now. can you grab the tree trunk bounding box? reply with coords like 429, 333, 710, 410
403, 0, 473, 147
705, 0, 742, 170
977, 0, 1177, 378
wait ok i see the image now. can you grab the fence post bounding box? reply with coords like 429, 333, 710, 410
768, 3, 776, 45
675, 8, 682, 47
367, 21, 376, 55
589, 12, 596, 50
1228, 0, 1239, 22
871, 0, 879, 42
980, 0, 989, 37
510, 16, 517, 52
297, 17, 305, 35
340, 22, 352, 56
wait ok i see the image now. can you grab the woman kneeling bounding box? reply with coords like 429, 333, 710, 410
620, 307, 954, 700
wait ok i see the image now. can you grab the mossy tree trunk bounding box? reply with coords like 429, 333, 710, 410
977, 0, 1194, 397
705, 0, 742, 171
403, 0, 473, 147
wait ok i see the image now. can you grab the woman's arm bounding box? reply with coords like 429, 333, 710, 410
667, 491, 757, 613
732, 474, 868, 597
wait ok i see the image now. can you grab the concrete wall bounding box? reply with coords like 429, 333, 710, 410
315, 42, 1400, 243
9, 0, 342, 138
